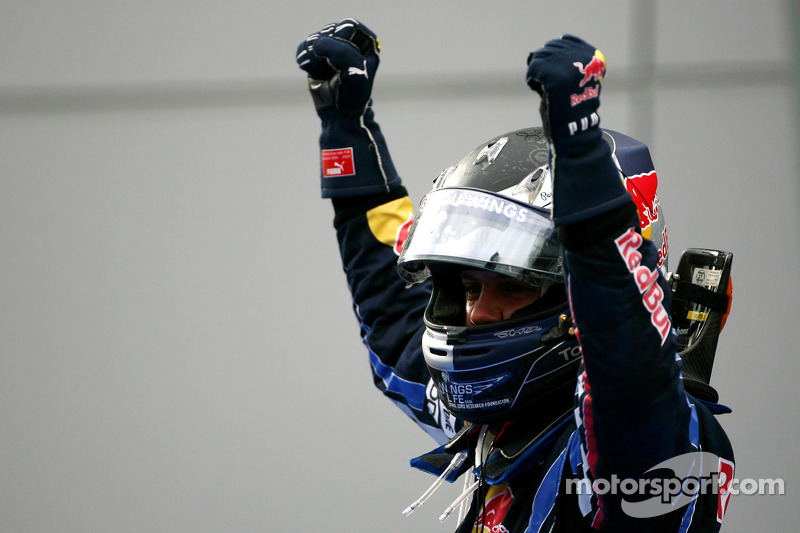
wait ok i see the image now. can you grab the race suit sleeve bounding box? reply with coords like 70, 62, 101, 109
296, 19, 460, 446
558, 174, 733, 531
332, 189, 459, 444
526, 34, 733, 530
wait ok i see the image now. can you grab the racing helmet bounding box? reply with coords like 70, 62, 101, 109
397, 127, 666, 423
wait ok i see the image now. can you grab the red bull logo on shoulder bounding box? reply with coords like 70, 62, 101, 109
366, 196, 415, 256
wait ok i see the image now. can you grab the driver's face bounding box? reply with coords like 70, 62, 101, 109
460, 270, 543, 326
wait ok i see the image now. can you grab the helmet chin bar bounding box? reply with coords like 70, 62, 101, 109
422, 307, 579, 424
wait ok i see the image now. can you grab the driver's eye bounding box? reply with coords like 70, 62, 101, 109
463, 283, 481, 299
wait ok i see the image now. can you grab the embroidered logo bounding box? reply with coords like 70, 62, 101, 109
614, 228, 671, 344
347, 59, 369, 78
473, 484, 514, 533
573, 51, 606, 87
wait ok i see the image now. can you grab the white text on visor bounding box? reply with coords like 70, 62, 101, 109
397, 188, 563, 285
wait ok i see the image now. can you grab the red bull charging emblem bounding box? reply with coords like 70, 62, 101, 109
472, 484, 514, 533
574, 51, 606, 87
570, 50, 606, 107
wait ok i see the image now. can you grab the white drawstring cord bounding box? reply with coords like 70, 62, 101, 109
404, 425, 495, 524
439, 479, 480, 522
456, 472, 474, 524
441, 425, 492, 523
402, 450, 468, 517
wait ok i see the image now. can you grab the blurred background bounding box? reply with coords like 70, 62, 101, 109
2, 1, 797, 531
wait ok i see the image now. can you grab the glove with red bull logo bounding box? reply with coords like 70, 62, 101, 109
296, 19, 401, 199
526, 35, 631, 227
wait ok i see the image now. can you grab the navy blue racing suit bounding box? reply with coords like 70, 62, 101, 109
329, 146, 734, 532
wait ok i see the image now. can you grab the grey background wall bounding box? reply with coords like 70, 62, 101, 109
2, 1, 797, 531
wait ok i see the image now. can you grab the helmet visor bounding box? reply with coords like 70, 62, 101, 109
397, 188, 562, 285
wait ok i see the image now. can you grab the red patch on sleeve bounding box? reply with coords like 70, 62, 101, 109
321, 148, 355, 177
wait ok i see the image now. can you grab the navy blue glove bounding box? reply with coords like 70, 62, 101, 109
526, 35, 630, 226
296, 19, 401, 199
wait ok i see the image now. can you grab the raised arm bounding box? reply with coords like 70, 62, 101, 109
296, 19, 457, 443
526, 36, 734, 530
